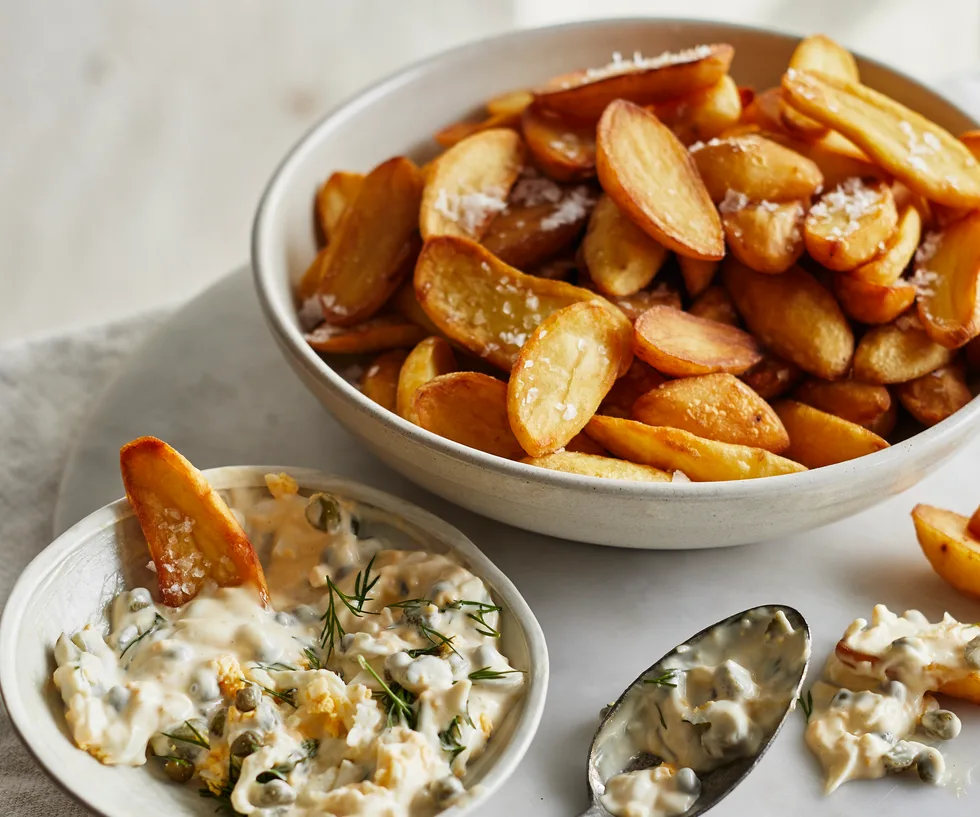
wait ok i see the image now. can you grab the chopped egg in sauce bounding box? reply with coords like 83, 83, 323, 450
597, 608, 808, 817
52, 478, 524, 816
805, 605, 980, 793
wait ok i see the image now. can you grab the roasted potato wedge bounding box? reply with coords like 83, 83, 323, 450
739, 87, 784, 132
853, 317, 956, 384
585, 415, 805, 481
119, 437, 269, 607
633, 373, 789, 453
396, 337, 457, 424
833, 273, 916, 325
598, 359, 666, 418
781, 34, 859, 138
774, 400, 889, 468
850, 205, 922, 285
914, 212, 980, 349
895, 363, 973, 426
297, 246, 331, 303
678, 255, 718, 298
414, 372, 526, 459
762, 129, 883, 189
633, 305, 763, 376
804, 179, 898, 272
535, 44, 734, 121
690, 134, 823, 204
316, 157, 424, 325
434, 111, 523, 149
316, 171, 364, 242
740, 352, 804, 399
652, 75, 742, 145
721, 199, 805, 274
913, 504, 980, 599
782, 70, 980, 208
508, 302, 633, 456
565, 432, 609, 456
521, 104, 596, 181
360, 350, 408, 413
420, 129, 525, 241
596, 99, 724, 260
689, 284, 739, 326
306, 316, 428, 355
597, 282, 683, 323
971, 506, 980, 541
723, 260, 854, 379
392, 282, 445, 337
487, 89, 534, 117
794, 378, 893, 430
582, 193, 670, 297
522, 451, 671, 482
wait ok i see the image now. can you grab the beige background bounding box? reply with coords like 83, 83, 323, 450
2, 0, 978, 343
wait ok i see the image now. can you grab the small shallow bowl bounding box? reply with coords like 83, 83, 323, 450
252, 18, 980, 549
0, 467, 548, 817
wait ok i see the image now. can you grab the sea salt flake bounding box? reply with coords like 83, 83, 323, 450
562, 404, 578, 421
298, 296, 325, 330
540, 186, 596, 231
718, 189, 749, 214
808, 177, 883, 237
671, 470, 691, 483
577, 44, 713, 84
434, 188, 507, 236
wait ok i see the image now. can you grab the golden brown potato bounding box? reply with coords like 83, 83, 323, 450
486, 89, 534, 117
895, 364, 973, 426
597, 282, 684, 323
316, 171, 365, 242
721, 199, 805, 274
850, 205, 922, 285
522, 450, 671, 482
305, 316, 428, 355
833, 273, 917, 325
689, 284, 740, 326
396, 337, 457, 424
632, 373, 789, 453
781, 34, 859, 138
773, 400, 889, 468
971, 505, 980, 541
739, 87, 784, 132
852, 318, 956, 384
120, 437, 269, 607
678, 255, 718, 298
633, 305, 762, 376
391, 283, 445, 337
804, 179, 898, 272
297, 246, 331, 302
740, 353, 804, 399
521, 104, 596, 181
723, 260, 854, 379
793, 378, 893, 430
360, 350, 409, 413
762, 129, 884, 189
596, 99, 724, 260
913, 504, 980, 599
598, 360, 666, 418
651, 75, 742, 145
434, 109, 524, 149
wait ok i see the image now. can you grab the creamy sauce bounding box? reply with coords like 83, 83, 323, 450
806, 605, 979, 793
52, 476, 524, 816
597, 609, 808, 817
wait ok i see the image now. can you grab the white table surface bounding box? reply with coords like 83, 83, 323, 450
54, 267, 980, 817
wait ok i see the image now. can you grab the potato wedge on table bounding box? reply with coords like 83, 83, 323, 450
689, 284, 739, 326
421, 129, 525, 241
396, 337, 457, 424
535, 43, 734, 121
782, 70, 980, 208
634, 305, 763, 376
316, 157, 424, 325
913, 504, 980, 599
773, 400, 889, 468
721, 199, 805, 274
722, 260, 854, 379
781, 34, 859, 138
522, 451, 671, 482
521, 104, 596, 181
895, 364, 973, 426
793, 378, 893, 430
596, 99, 724, 260
804, 178, 898, 272
833, 273, 916, 325
360, 349, 408, 412
306, 316, 427, 355
850, 204, 922, 285
414, 235, 624, 370
914, 212, 980, 348
740, 352, 803, 399
120, 437, 269, 607
852, 318, 955, 384
582, 193, 669, 297
678, 255, 718, 298
508, 301, 633, 457
652, 75, 742, 145
414, 372, 525, 459
762, 129, 883, 189
633, 373, 789, 453
598, 359, 666, 418
316, 171, 364, 242
585, 415, 805, 481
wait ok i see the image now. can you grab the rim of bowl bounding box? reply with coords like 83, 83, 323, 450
252, 17, 980, 502
0, 466, 549, 817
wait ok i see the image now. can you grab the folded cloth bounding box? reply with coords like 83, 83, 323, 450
0, 312, 165, 816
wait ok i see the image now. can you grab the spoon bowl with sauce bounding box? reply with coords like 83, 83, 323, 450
582, 605, 811, 817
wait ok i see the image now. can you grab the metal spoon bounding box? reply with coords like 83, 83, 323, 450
579, 605, 810, 817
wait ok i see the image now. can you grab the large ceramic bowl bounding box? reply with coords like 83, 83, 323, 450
0, 467, 548, 817
252, 19, 980, 549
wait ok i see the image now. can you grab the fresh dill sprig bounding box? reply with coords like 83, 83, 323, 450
319, 558, 379, 661
351, 554, 380, 612
386, 597, 432, 609
643, 670, 678, 688
406, 643, 442, 659
251, 661, 297, 672
654, 702, 667, 730
799, 689, 814, 722
246, 678, 297, 709
446, 600, 502, 638
163, 719, 210, 750
120, 613, 166, 658
468, 667, 524, 681
302, 646, 323, 670
438, 715, 466, 763
157, 754, 193, 766
357, 655, 416, 729
419, 621, 459, 655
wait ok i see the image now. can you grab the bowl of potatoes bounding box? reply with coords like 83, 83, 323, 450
252, 18, 980, 549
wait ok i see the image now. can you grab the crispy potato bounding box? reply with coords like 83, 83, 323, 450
521, 104, 596, 181
804, 179, 899, 272
971, 505, 980, 541
833, 273, 917, 325
585, 415, 805, 481
396, 337, 457, 424
634, 305, 763, 376
782, 70, 980, 208
414, 372, 525, 459
508, 302, 632, 456
633, 373, 789, 453
678, 255, 718, 298
740, 353, 804, 399
297, 246, 331, 302
723, 260, 854, 379
421, 129, 525, 241
360, 350, 408, 412
689, 284, 739, 326
794, 378, 893, 430
722, 199, 805, 274
414, 235, 624, 370
913, 504, 980, 599
565, 432, 609, 456
914, 212, 980, 348
522, 450, 671, 482
895, 364, 973, 426
781, 35, 859, 138
851, 205, 922, 285
596, 100, 724, 260
535, 44, 734, 121
316, 171, 364, 242
119, 437, 269, 607
739, 87, 784, 132
582, 193, 669, 297
597, 282, 683, 323
852, 318, 955, 384
598, 359, 666, 418
652, 75, 742, 145
392, 282, 444, 336
762, 129, 883, 189
434, 93, 528, 148
317, 157, 424, 325
487, 89, 534, 117
773, 400, 889, 467
305, 316, 427, 354
690, 134, 823, 204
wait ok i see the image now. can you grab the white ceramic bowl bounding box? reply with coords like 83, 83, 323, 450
252, 19, 980, 549
0, 467, 548, 817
